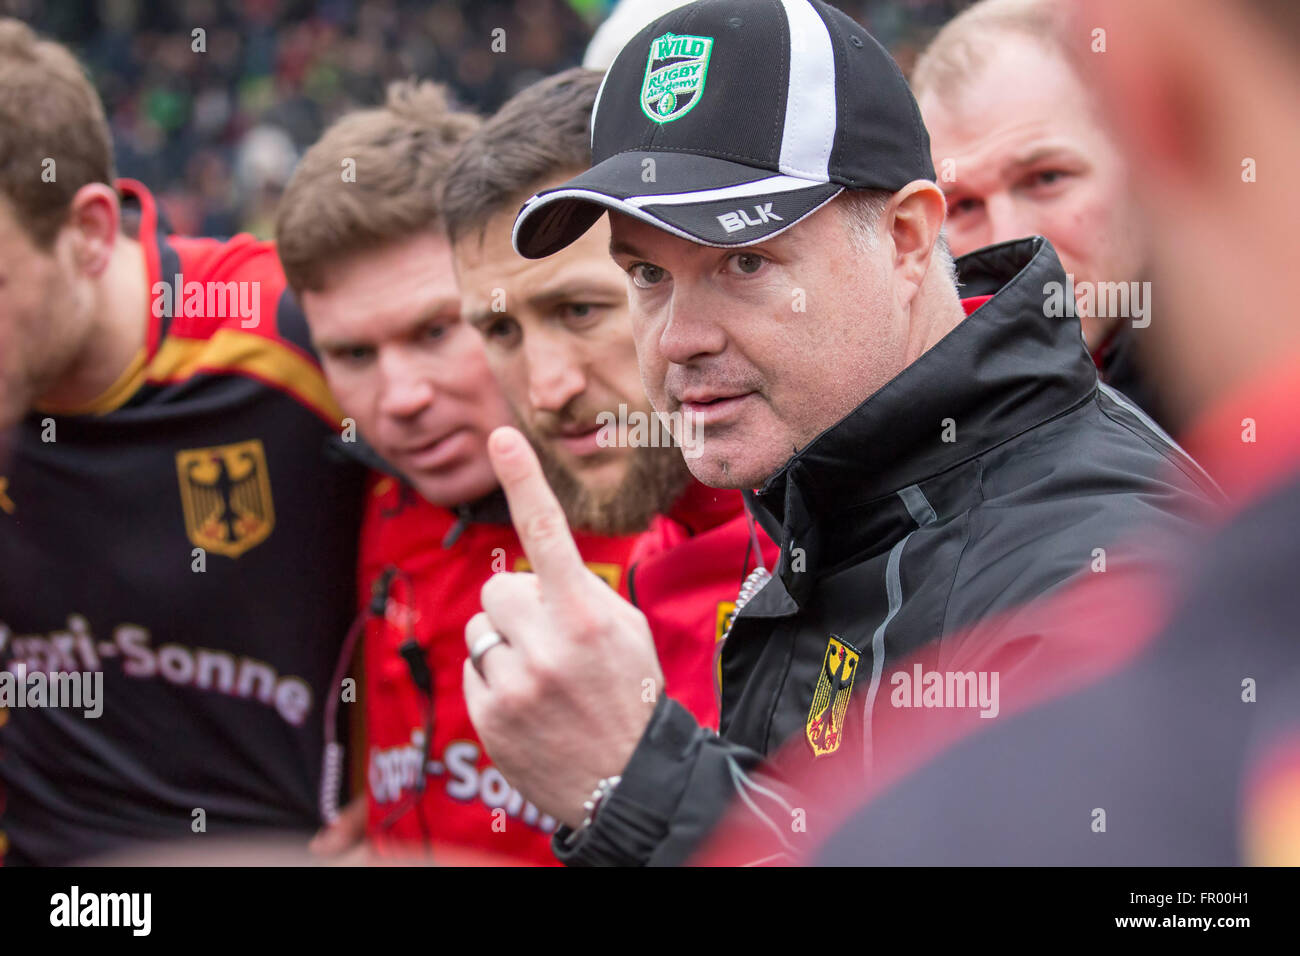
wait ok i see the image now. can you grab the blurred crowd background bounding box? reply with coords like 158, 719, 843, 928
0, 0, 967, 237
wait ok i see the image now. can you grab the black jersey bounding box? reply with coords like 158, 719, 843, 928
0, 181, 364, 864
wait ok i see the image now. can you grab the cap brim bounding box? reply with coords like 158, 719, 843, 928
512, 151, 843, 259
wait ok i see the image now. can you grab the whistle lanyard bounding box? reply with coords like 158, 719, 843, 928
732, 510, 773, 628
319, 566, 435, 845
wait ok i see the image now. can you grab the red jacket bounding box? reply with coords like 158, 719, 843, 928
359, 474, 775, 864
628, 480, 780, 730
359, 475, 633, 863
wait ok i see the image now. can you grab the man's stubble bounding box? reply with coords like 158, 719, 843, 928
516, 413, 693, 536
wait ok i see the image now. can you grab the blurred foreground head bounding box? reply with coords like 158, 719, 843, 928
0, 19, 122, 431
277, 82, 512, 508
1074, 0, 1300, 424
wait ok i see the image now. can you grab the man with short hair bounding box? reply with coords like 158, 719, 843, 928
912, 0, 1175, 431
0, 19, 364, 864
459, 0, 1218, 866
443, 67, 776, 731
276, 80, 638, 863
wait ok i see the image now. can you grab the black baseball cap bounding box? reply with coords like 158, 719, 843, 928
512, 0, 935, 259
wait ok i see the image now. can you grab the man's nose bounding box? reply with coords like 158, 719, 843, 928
524, 333, 586, 414
377, 349, 436, 420
658, 285, 728, 366
985, 193, 1036, 247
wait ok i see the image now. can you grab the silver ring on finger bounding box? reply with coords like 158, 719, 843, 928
469, 629, 509, 679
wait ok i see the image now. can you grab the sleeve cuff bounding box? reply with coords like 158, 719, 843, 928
552, 696, 704, 866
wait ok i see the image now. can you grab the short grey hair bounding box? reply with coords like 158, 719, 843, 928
911, 0, 1070, 102
838, 189, 958, 288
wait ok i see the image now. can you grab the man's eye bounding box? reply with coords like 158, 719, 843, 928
560, 303, 607, 327
330, 346, 373, 365
630, 263, 666, 289
727, 253, 765, 275
421, 323, 447, 342
483, 318, 518, 343
1027, 169, 1070, 189
948, 196, 982, 218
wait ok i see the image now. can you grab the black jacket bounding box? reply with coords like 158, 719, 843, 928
818, 462, 1300, 865
553, 237, 1220, 866
1095, 321, 1180, 437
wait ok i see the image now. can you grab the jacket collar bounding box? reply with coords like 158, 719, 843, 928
750, 236, 1098, 602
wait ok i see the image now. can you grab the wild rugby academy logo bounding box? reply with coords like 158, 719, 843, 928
641, 32, 714, 123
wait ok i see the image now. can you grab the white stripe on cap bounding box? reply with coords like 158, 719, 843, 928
627, 174, 820, 208
778, 0, 837, 182
510, 184, 843, 254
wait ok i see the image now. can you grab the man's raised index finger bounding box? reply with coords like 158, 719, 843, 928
487, 426, 586, 595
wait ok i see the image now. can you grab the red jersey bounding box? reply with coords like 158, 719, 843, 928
0, 181, 365, 864
358, 474, 775, 864
359, 475, 634, 863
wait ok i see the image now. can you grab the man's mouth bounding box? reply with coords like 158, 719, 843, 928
550, 422, 607, 459
675, 390, 757, 426
399, 427, 471, 470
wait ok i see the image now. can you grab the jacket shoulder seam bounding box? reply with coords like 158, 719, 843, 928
1094, 392, 1219, 498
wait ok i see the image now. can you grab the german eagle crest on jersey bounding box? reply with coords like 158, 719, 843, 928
175, 439, 275, 558
806, 635, 860, 757
641, 32, 714, 124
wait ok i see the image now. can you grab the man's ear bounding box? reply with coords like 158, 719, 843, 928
61, 183, 121, 277
887, 180, 947, 307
